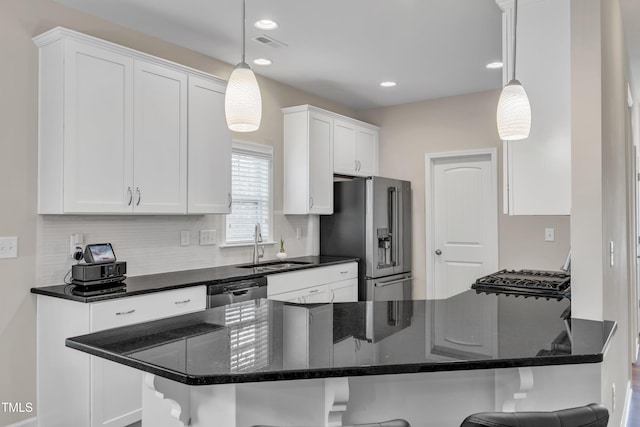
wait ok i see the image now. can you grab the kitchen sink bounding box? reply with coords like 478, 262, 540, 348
237, 260, 311, 272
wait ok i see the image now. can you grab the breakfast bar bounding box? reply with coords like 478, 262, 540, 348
66, 291, 615, 427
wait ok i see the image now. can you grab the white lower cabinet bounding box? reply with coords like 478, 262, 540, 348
36, 286, 206, 427
267, 262, 358, 303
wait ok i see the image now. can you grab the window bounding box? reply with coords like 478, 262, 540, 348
225, 141, 273, 244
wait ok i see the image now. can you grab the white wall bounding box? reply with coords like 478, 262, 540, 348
37, 213, 318, 286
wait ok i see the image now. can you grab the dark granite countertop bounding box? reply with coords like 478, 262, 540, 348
31, 256, 357, 303
66, 291, 616, 385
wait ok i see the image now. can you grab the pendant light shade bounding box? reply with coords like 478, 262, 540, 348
497, 79, 531, 140
225, 62, 262, 132
496, 0, 531, 140
225, 0, 262, 132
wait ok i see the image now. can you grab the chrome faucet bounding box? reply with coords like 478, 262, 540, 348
253, 223, 264, 264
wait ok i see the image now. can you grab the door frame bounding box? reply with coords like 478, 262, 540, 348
425, 148, 499, 299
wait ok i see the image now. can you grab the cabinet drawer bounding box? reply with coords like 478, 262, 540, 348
267, 262, 357, 297
90, 286, 206, 331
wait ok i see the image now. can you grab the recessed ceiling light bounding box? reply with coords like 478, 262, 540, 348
253, 58, 272, 66
486, 62, 504, 69
380, 81, 397, 88
254, 19, 279, 30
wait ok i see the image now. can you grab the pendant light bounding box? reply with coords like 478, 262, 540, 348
496, 0, 531, 140
225, 0, 262, 132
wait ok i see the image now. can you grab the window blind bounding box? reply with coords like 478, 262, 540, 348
225, 300, 270, 373
226, 142, 272, 244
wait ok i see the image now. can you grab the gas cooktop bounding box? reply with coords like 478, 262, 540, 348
471, 269, 571, 300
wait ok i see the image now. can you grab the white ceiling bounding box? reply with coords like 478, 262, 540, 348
53, 0, 505, 110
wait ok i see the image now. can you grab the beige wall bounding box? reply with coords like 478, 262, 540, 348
569, 0, 633, 425
599, 0, 633, 424
0, 0, 356, 424
358, 91, 570, 299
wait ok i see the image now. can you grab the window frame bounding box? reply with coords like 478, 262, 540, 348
223, 140, 274, 247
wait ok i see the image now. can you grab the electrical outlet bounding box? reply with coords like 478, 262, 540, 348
69, 233, 84, 255
199, 230, 217, 246
180, 231, 190, 246
544, 228, 555, 242
0, 236, 18, 259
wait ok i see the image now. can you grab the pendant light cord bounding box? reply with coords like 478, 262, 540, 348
512, 0, 518, 81
241, 0, 246, 64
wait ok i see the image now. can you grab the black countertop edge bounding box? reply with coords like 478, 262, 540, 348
31, 256, 358, 303
65, 337, 607, 386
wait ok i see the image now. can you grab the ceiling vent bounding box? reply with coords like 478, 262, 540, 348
252, 34, 288, 48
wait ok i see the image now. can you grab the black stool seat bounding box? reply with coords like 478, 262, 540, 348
252, 419, 410, 427
460, 403, 609, 427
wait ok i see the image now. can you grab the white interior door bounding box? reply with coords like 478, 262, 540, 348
426, 149, 498, 299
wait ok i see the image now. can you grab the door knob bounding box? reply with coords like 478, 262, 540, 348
435, 249, 442, 255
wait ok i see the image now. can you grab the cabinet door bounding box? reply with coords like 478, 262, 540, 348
502, 0, 570, 215
356, 127, 378, 177
63, 40, 134, 213
308, 112, 333, 214
333, 119, 357, 175
133, 60, 187, 214
188, 76, 232, 214
329, 278, 358, 302
90, 287, 205, 427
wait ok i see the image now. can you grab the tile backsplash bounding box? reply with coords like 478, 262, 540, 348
36, 212, 319, 286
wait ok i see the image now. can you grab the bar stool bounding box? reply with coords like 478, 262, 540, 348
460, 403, 609, 427
252, 419, 410, 427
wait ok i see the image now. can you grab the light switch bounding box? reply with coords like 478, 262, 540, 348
544, 228, 555, 242
0, 236, 18, 259
610, 241, 615, 267
180, 231, 190, 246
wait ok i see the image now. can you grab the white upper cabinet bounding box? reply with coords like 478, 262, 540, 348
187, 76, 232, 214
282, 106, 334, 214
58, 40, 135, 214
34, 27, 229, 215
497, 0, 571, 215
333, 119, 379, 177
132, 60, 187, 214
283, 105, 379, 214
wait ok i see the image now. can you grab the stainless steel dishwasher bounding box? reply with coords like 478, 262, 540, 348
207, 276, 268, 308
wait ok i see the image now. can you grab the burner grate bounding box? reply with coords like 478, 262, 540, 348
472, 269, 570, 300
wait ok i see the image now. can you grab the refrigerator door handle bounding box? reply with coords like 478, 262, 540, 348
392, 186, 400, 266
374, 276, 413, 287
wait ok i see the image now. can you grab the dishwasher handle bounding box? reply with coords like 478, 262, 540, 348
224, 285, 262, 296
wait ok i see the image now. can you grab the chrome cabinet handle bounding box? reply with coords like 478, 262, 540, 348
135, 187, 141, 206
174, 299, 191, 305
435, 249, 442, 255
330, 290, 335, 302
309, 197, 314, 208
355, 160, 359, 171
227, 193, 232, 208
357, 160, 362, 171
308, 289, 319, 294
116, 309, 135, 316
127, 187, 133, 206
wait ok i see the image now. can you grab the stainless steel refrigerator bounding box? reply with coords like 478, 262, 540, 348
320, 176, 412, 302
